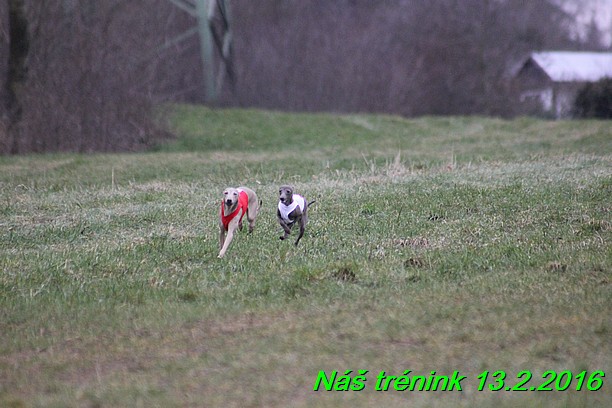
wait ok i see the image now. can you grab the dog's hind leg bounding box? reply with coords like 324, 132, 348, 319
294, 218, 305, 246
294, 201, 310, 246
244, 189, 260, 234
246, 204, 258, 233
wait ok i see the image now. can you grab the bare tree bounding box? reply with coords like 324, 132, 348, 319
164, 0, 235, 102
1, 0, 600, 154
227, 0, 583, 117
0, 1, 8, 153
1, 0, 30, 154
399, 0, 579, 116
5, 0, 186, 153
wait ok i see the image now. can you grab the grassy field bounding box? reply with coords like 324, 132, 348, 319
1, 105, 610, 407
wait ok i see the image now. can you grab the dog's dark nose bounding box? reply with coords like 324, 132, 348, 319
226, 199, 233, 205
280, 197, 285, 203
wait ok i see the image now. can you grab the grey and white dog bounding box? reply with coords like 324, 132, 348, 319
277, 185, 315, 246
218, 186, 261, 258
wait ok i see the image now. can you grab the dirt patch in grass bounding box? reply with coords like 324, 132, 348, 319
0, 311, 286, 403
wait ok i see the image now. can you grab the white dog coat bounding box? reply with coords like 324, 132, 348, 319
278, 194, 305, 224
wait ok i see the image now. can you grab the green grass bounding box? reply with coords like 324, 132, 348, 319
1, 106, 611, 407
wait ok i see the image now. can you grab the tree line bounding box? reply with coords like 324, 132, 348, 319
0, 0, 607, 154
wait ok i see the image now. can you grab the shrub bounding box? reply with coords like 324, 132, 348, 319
573, 78, 612, 119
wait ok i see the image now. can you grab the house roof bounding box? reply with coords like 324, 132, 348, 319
527, 51, 612, 82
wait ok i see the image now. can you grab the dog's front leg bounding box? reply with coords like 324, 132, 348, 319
278, 220, 291, 240
219, 226, 226, 250
219, 216, 239, 258
218, 228, 234, 258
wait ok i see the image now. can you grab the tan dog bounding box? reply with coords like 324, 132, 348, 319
218, 186, 260, 258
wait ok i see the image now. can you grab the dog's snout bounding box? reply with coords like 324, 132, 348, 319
225, 199, 233, 205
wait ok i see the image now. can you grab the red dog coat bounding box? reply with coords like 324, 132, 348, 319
220, 190, 249, 231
